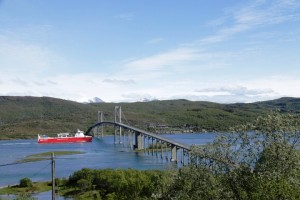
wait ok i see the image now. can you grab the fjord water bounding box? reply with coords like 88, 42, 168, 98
0, 133, 215, 187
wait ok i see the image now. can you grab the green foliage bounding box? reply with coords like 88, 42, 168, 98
55, 178, 64, 187
77, 179, 92, 192
65, 168, 170, 199
14, 193, 36, 200
0, 96, 97, 137
0, 182, 51, 196
19, 178, 33, 188
1, 96, 300, 138
168, 111, 300, 199
162, 166, 222, 200
68, 168, 95, 187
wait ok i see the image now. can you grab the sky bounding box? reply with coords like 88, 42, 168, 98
0, 0, 300, 103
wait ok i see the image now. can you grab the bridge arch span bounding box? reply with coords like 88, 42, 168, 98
85, 107, 192, 164
85, 121, 122, 135
85, 121, 190, 151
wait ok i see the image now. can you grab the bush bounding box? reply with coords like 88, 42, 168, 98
77, 179, 92, 192
67, 168, 170, 199
19, 177, 33, 188
15, 192, 36, 200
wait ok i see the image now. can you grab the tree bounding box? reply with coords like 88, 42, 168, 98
165, 111, 300, 199
66, 168, 170, 199
162, 166, 222, 200
19, 177, 33, 188
77, 178, 92, 192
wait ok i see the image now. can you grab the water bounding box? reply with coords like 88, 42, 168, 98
0, 133, 215, 196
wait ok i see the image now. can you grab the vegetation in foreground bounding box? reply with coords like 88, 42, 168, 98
1, 112, 299, 199
0, 178, 51, 200
167, 112, 300, 200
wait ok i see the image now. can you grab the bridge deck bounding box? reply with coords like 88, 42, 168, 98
86, 121, 191, 151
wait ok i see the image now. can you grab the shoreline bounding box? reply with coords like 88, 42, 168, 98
0, 131, 217, 141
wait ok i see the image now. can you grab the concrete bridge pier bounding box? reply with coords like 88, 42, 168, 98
181, 149, 188, 166
134, 132, 143, 150
143, 135, 147, 153
160, 141, 164, 159
171, 144, 177, 163
85, 117, 192, 165
151, 138, 154, 156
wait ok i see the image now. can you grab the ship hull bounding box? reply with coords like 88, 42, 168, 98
38, 137, 92, 144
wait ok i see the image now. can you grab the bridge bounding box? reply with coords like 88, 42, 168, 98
85, 106, 191, 164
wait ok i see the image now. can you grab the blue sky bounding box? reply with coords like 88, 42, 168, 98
0, 0, 300, 103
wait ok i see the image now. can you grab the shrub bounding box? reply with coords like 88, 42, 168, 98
77, 179, 92, 192
19, 177, 33, 188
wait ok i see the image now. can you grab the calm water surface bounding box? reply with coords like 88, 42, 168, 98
0, 133, 215, 188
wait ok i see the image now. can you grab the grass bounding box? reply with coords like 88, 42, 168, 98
16, 151, 85, 163
0, 181, 51, 195
0, 179, 85, 199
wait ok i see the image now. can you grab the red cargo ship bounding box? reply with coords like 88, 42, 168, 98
38, 130, 92, 143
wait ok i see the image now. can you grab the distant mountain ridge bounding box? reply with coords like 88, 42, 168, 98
0, 96, 299, 139
88, 97, 104, 103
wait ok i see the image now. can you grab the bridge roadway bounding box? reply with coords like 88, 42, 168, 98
86, 121, 190, 151
85, 121, 191, 162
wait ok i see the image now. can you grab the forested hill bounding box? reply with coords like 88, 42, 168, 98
0, 96, 299, 139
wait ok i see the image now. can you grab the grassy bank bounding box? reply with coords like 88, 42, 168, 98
16, 151, 85, 163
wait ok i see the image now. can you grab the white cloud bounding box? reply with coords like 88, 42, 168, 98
195, 85, 274, 97
121, 93, 157, 102
192, 85, 277, 103
199, 24, 251, 44
0, 33, 67, 75
121, 0, 300, 83
0, 1, 299, 104
125, 48, 200, 70
0, 70, 299, 103
243, 76, 300, 98
103, 79, 136, 85
123, 47, 231, 73
199, 0, 300, 45
185, 75, 300, 103
10, 78, 30, 86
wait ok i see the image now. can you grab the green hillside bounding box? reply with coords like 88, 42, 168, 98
0, 96, 96, 139
0, 96, 299, 139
